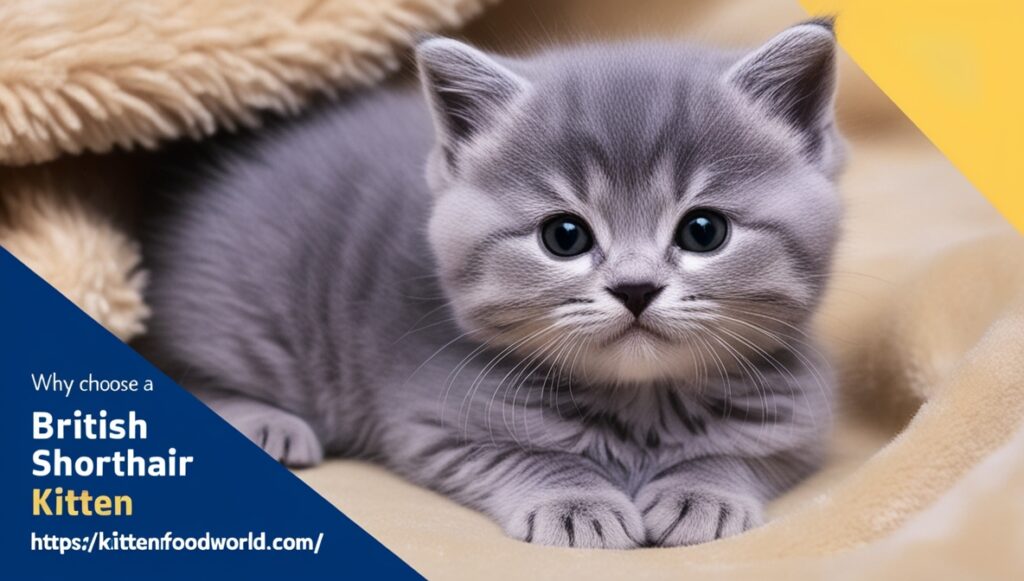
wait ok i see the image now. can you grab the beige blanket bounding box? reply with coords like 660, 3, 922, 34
2, 1, 1022, 578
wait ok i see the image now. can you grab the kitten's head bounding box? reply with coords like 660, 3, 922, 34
417, 21, 844, 384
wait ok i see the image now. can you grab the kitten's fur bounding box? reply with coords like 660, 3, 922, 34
140, 21, 844, 548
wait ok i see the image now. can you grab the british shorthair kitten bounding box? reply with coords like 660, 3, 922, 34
141, 20, 843, 548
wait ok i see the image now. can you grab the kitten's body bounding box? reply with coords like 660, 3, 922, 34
142, 25, 842, 548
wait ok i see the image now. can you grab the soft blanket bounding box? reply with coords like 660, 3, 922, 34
1, 0, 1021, 578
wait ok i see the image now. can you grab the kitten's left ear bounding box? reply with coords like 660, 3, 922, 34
416, 37, 529, 168
725, 20, 838, 156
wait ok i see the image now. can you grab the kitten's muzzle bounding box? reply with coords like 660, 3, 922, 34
606, 282, 664, 317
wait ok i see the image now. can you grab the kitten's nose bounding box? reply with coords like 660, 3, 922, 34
606, 282, 664, 317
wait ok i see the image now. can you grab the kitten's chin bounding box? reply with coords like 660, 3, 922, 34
576, 340, 699, 385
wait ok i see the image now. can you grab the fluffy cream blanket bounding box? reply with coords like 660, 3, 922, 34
2, 0, 1022, 578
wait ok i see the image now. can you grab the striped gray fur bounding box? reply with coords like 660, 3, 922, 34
140, 21, 843, 548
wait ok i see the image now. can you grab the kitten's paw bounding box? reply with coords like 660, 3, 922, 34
638, 488, 762, 547
226, 404, 324, 468
506, 490, 645, 549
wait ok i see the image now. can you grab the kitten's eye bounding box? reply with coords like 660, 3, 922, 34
541, 214, 593, 258
675, 209, 728, 252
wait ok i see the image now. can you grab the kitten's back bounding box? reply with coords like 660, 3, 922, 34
140, 86, 435, 415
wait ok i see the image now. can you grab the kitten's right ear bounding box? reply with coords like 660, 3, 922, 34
416, 37, 528, 167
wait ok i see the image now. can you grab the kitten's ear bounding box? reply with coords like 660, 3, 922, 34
725, 20, 837, 144
416, 37, 528, 164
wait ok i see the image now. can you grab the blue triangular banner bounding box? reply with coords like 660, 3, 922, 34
0, 249, 421, 580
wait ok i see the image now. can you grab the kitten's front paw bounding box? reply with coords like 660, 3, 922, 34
228, 404, 324, 468
506, 490, 645, 549
637, 487, 762, 547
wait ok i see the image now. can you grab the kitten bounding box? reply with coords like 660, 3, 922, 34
140, 20, 844, 549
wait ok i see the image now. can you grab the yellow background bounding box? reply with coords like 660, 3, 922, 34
801, 0, 1024, 233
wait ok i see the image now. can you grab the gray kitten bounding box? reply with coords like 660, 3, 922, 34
141, 20, 843, 549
